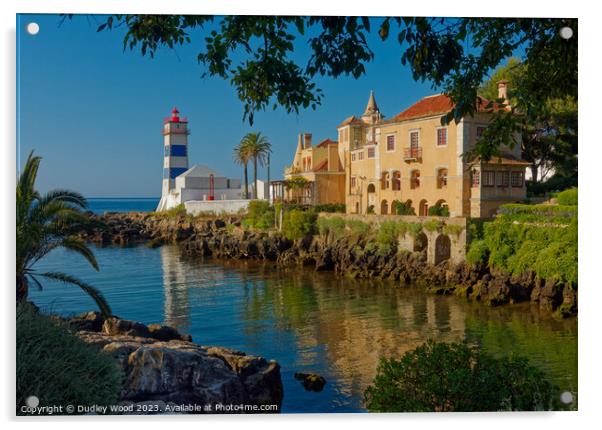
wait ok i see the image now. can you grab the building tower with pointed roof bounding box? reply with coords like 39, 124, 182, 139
361, 90, 383, 124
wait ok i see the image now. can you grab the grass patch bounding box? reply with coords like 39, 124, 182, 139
17, 303, 122, 414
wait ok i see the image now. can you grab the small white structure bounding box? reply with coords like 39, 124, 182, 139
156, 108, 244, 212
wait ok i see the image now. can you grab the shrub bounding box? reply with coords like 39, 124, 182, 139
317, 216, 346, 240
555, 188, 578, 206
157, 203, 187, 218
466, 239, 489, 265
376, 221, 399, 249
392, 200, 416, 215
423, 219, 443, 232
17, 303, 122, 414
428, 204, 450, 217
282, 209, 317, 240
367, 205, 375, 214
407, 222, 423, 238
346, 219, 372, 239
313, 203, 346, 213
364, 340, 555, 412
442, 224, 464, 236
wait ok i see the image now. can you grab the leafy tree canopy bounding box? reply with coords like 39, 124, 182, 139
79, 15, 577, 160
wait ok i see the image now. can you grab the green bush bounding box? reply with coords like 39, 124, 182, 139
376, 221, 399, 249
244, 200, 272, 229
367, 205, 375, 214
428, 204, 450, 217
17, 303, 122, 414
526, 175, 577, 197
482, 217, 577, 286
313, 203, 346, 213
317, 216, 346, 240
466, 239, 489, 265
392, 200, 416, 215
282, 209, 317, 240
364, 341, 556, 412
423, 219, 443, 232
555, 188, 578, 206
346, 219, 372, 239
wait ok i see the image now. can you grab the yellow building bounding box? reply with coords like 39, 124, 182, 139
282, 133, 346, 205
336, 83, 529, 217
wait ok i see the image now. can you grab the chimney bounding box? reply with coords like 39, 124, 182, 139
303, 133, 312, 149
497, 80, 509, 101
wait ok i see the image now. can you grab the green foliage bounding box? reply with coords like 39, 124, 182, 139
317, 216, 346, 240
346, 219, 372, 239
313, 203, 346, 213
16, 152, 111, 317
423, 219, 443, 232
442, 224, 464, 236
364, 340, 555, 412
392, 200, 416, 215
555, 188, 578, 206
367, 205, 375, 214
16, 303, 122, 414
282, 209, 317, 240
160, 203, 187, 218
475, 217, 577, 286
497, 203, 577, 225
466, 239, 489, 266
527, 175, 578, 197
427, 204, 450, 217
285, 176, 309, 190
376, 221, 399, 249
243, 200, 276, 230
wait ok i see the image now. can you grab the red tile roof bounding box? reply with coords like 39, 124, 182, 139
390, 94, 504, 122
316, 138, 338, 148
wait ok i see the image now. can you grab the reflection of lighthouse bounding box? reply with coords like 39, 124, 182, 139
157, 107, 190, 211
161, 246, 192, 330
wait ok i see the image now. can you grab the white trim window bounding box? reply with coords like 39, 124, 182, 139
367, 147, 376, 158
436, 127, 448, 147
386, 135, 395, 152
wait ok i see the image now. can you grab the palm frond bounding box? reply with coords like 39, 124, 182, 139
36, 189, 88, 209
57, 237, 99, 271
39, 271, 112, 317
28, 274, 44, 291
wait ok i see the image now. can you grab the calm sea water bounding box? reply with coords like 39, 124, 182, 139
29, 244, 577, 413
86, 198, 160, 215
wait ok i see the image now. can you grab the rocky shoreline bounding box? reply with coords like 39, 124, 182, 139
63, 311, 283, 414
81, 212, 577, 318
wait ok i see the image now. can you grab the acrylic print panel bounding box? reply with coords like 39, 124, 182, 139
16, 13, 578, 415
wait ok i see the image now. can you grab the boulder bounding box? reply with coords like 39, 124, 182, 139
103, 317, 151, 338
76, 328, 284, 413
294, 372, 326, 392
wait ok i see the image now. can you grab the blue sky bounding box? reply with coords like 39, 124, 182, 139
17, 14, 437, 197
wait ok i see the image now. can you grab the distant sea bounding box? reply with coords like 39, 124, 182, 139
86, 198, 160, 215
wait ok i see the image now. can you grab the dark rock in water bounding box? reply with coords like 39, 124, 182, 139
103, 317, 151, 338
68, 311, 106, 332
147, 323, 186, 342
294, 372, 326, 392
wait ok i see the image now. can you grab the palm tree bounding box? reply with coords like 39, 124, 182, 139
240, 132, 272, 199
16, 152, 112, 317
233, 140, 251, 199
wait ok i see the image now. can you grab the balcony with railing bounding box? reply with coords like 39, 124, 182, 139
403, 147, 422, 161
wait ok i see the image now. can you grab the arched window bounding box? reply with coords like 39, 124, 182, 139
435, 235, 452, 264
381, 200, 389, 215
381, 171, 390, 190
391, 200, 400, 215
410, 170, 421, 189
392, 171, 401, 191
367, 183, 376, 193
437, 168, 448, 189
419, 199, 429, 216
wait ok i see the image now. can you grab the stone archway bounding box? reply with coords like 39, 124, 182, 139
434, 234, 451, 264
414, 232, 428, 252
391, 199, 400, 215
381, 200, 388, 215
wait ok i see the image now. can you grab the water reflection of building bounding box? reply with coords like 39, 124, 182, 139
245, 272, 468, 400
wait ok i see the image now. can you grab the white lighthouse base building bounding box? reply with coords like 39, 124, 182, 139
157, 164, 244, 212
